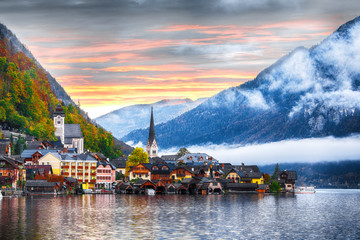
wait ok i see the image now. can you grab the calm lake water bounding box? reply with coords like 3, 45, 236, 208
1, 189, 360, 239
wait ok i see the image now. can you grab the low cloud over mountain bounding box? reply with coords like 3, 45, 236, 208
123, 16, 360, 149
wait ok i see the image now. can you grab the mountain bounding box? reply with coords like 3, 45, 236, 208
95, 98, 207, 139
0, 23, 124, 158
259, 161, 360, 189
123, 16, 360, 149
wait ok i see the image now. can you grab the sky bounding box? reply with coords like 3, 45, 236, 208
0, 0, 360, 118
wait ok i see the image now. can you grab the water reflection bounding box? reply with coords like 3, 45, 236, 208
1, 190, 359, 239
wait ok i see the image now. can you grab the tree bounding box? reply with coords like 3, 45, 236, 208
177, 147, 190, 156
264, 173, 271, 184
271, 163, 280, 179
116, 171, 124, 180
125, 147, 149, 177
270, 181, 281, 193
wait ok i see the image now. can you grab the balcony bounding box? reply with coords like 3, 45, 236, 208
62, 165, 69, 169
90, 180, 96, 183
91, 166, 97, 170
176, 173, 186, 177
63, 172, 69, 176
91, 173, 96, 176
133, 170, 149, 174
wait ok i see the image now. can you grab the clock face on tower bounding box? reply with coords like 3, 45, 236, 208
56, 116, 63, 125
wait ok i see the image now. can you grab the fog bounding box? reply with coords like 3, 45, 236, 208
127, 135, 360, 165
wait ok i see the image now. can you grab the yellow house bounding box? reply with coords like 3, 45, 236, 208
226, 169, 241, 183
170, 166, 195, 182
38, 152, 62, 175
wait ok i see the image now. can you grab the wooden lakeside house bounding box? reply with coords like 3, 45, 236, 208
273, 170, 297, 192
116, 182, 135, 194
0, 155, 22, 188
150, 163, 175, 183
170, 166, 195, 182
129, 163, 152, 181
25, 180, 62, 195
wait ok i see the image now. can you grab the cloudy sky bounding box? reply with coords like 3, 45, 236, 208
1, 0, 360, 118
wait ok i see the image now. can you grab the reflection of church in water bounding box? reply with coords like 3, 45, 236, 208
146, 106, 158, 158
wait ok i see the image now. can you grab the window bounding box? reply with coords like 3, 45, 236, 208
42, 162, 44, 165
162, 166, 168, 171
139, 174, 142, 178
152, 150, 156, 154
145, 174, 148, 178
133, 174, 135, 178
0, 173, 2, 176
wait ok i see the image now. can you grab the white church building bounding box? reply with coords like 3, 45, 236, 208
53, 104, 84, 153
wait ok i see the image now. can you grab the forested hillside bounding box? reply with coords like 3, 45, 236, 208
0, 24, 122, 158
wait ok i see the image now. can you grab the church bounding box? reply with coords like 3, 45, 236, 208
53, 104, 84, 153
146, 106, 158, 158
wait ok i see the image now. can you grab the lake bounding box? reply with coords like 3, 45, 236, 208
1, 189, 359, 239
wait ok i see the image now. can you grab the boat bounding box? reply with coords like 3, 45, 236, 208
295, 186, 316, 194
146, 189, 155, 195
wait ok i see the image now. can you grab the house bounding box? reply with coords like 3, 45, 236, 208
129, 163, 152, 181
170, 166, 195, 182
153, 179, 167, 194
116, 182, 134, 194
53, 104, 84, 153
96, 161, 116, 189
25, 165, 53, 180
38, 152, 62, 175
59, 153, 97, 189
150, 163, 175, 183
25, 180, 61, 195
0, 155, 20, 188
197, 178, 223, 195
110, 157, 127, 176
273, 170, 297, 192
166, 183, 187, 194
177, 153, 219, 165
226, 169, 241, 183
21, 149, 59, 165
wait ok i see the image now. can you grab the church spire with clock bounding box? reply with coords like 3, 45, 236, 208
146, 106, 158, 157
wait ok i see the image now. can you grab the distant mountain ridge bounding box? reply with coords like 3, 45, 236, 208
95, 98, 207, 139
123, 16, 360, 148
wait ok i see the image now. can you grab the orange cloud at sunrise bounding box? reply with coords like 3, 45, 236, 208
6, 1, 349, 118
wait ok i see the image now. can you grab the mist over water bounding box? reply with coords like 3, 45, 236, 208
127, 135, 360, 165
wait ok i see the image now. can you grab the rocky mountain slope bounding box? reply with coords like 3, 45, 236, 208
123, 16, 360, 149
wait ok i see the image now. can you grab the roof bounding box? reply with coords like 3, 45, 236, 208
178, 153, 218, 164
21, 149, 60, 159
0, 155, 18, 169
53, 104, 65, 117
97, 161, 116, 170
274, 170, 297, 181
161, 155, 181, 161
147, 106, 156, 146
26, 141, 45, 150
59, 153, 97, 162
110, 158, 127, 168
26, 180, 56, 187
64, 124, 83, 138
149, 157, 166, 164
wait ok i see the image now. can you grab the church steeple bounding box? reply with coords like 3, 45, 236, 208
146, 106, 158, 157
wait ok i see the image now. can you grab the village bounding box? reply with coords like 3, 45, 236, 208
0, 105, 297, 196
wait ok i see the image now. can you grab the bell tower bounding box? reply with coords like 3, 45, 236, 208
146, 106, 158, 157
53, 103, 65, 144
